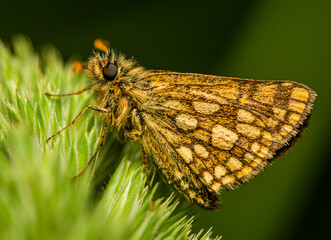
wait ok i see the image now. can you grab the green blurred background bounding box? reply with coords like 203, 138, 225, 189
1, 0, 330, 239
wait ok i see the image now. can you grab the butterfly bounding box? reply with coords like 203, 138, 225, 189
46, 40, 316, 210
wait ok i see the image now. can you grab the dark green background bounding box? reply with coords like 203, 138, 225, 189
1, 0, 330, 239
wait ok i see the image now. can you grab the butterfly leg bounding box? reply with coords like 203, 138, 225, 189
45, 85, 92, 97
46, 105, 108, 143
74, 111, 111, 177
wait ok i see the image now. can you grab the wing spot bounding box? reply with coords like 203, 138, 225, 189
159, 127, 180, 144
244, 153, 255, 162
214, 165, 227, 178
216, 87, 238, 100
258, 146, 270, 158
176, 114, 198, 130
240, 95, 252, 105
251, 157, 263, 167
262, 131, 272, 146
281, 82, 293, 86
237, 166, 253, 178
194, 144, 209, 158
289, 100, 306, 113
291, 87, 309, 102
212, 125, 238, 150
273, 107, 287, 120
289, 113, 301, 125
237, 109, 255, 123
176, 146, 193, 164
273, 133, 283, 141
267, 118, 279, 128
251, 142, 260, 154
193, 101, 220, 114
254, 85, 277, 103
236, 123, 261, 139
191, 89, 228, 104
226, 157, 243, 171
280, 124, 293, 136
211, 182, 222, 192
222, 175, 235, 185
203, 171, 213, 185
164, 100, 186, 111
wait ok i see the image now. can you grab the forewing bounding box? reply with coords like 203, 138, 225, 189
139, 72, 316, 208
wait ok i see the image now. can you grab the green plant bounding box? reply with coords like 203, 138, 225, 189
0, 36, 219, 240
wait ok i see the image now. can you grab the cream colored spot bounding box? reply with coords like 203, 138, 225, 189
159, 127, 180, 144
217, 97, 229, 105
237, 109, 255, 123
291, 87, 309, 102
212, 125, 238, 150
262, 131, 272, 141
191, 89, 220, 103
240, 95, 252, 105
281, 82, 293, 86
289, 101, 306, 113
174, 170, 183, 180
273, 107, 287, 120
203, 171, 213, 185
226, 157, 242, 171
213, 139, 234, 150
216, 87, 238, 100
273, 133, 283, 141
258, 146, 269, 158
214, 166, 227, 178
237, 166, 253, 178
236, 123, 261, 139
176, 114, 198, 130
280, 125, 293, 136
267, 118, 279, 128
191, 89, 229, 105
289, 113, 301, 125
262, 131, 272, 146
211, 182, 222, 192
251, 157, 263, 167
164, 100, 186, 111
244, 153, 254, 162
193, 101, 220, 114
222, 175, 235, 185
255, 85, 277, 103
251, 142, 260, 154
194, 144, 209, 158
176, 146, 193, 164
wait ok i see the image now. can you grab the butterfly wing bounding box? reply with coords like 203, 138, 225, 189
138, 72, 316, 209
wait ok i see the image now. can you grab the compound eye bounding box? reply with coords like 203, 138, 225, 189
102, 63, 118, 81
